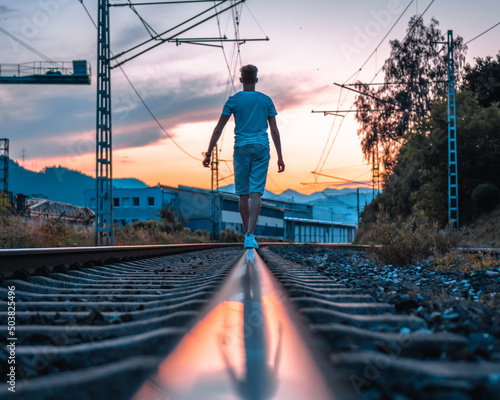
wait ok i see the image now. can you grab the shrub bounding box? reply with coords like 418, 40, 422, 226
156, 203, 185, 233
114, 223, 212, 245
35, 220, 93, 247
193, 229, 210, 242
218, 229, 244, 243
368, 209, 461, 266
471, 183, 500, 214
0, 216, 93, 249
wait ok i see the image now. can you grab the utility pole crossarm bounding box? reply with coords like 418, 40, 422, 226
311, 109, 385, 116
110, 1, 225, 6
161, 37, 269, 49
311, 171, 370, 186
109, 0, 268, 69
333, 83, 447, 123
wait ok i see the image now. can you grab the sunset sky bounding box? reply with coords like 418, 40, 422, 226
1, 0, 499, 194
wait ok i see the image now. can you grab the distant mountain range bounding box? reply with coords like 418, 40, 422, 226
6, 160, 376, 225
6, 159, 147, 207
219, 184, 376, 225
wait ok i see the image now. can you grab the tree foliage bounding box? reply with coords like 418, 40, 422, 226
354, 17, 467, 171
471, 183, 500, 214
155, 203, 185, 233
358, 91, 500, 229
463, 52, 500, 107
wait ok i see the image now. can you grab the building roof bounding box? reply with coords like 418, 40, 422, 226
284, 216, 357, 228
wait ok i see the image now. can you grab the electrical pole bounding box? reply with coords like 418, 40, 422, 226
372, 128, 380, 197
357, 187, 360, 225
95, 0, 113, 246
20, 148, 26, 167
0, 139, 8, 193
447, 30, 459, 227
211, 144, 219, 238
92, 0, 267, 245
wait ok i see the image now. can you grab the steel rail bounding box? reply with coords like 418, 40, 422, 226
0, 243, 240, 277
2, 242, 496, 279
131, 249, 355, 400
0, 242, 369, 278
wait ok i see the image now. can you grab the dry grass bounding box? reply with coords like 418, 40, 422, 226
367, 210, 461, 266
218, 229, 244, 243
0, 192, 217, 248
0, 214, 212, 249
114, 225, 210, 246
0, 216, 94, 248
430, 250, 500, 273
461, 206, 500, 248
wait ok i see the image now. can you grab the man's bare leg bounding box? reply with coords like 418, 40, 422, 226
239, 195, 250, 233
247, 192, 261, 234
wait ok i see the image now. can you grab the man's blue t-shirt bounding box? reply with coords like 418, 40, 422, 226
222, 91, 277, 149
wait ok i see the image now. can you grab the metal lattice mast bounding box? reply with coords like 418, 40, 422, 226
0, 138, 8, 193
372, 129, 380, 197
210, 144, 219, 238
447, 30, 459, 227
96, 0, 113, 245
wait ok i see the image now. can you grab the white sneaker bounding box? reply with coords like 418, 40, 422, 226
244, 233, 259, 249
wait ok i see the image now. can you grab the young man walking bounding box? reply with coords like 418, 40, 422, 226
203, 65, 285, 249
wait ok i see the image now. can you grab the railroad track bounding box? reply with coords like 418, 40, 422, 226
261, 247, 500, 400
0, 245, 243, 399
1, 244, 499, 399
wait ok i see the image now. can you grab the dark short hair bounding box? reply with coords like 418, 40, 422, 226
240, 64, 258, 84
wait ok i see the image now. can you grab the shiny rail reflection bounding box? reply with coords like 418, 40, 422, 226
132, 250, 347, 400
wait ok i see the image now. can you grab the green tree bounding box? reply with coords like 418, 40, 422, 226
359, 91, 500, 229
156, 203, 185, 233
471, 183, 500, 214
354, 17, 467, 171
463, 52, 500, 107
416, 91, 500, 225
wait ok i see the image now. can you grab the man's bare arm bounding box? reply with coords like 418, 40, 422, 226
203, 114, 230, 168
268, 115, 285, 173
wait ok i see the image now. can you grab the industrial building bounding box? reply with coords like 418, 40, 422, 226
84, 184, 356, 243
84, 185, 177, 227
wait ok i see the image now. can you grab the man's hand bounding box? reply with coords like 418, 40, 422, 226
202, 153, 211, 168
277, 159, 285, 173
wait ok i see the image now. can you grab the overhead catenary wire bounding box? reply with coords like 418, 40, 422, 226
313, 89, 345, 173
0, 26, 62, 68
369, 0, 436, 84
78, 0, 97, 28
117, 65, 203, 160
309, 0, 418, 186
242, 1, 268, 39
312, 172, 372, 187
127, 0, 160, 38
334, 82, 446, 122
110, 0, 247, 68
308, 0, 437, 188
343, 0, 415, 86
77, 0, 203, 161
214, 0, 246, 158
214, 1, 239, 95
465, 20, 500, 45
313, 73, 361, 175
